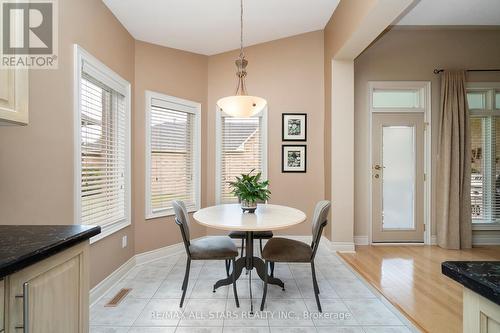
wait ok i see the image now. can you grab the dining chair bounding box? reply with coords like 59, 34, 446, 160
259, 200, 331, 312
172, 200, 240, 308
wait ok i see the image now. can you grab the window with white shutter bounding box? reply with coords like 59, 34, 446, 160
469, 84, 500, 226
74, 46, 131, 240
216, 109, 268, 204
145, 91, 201, 218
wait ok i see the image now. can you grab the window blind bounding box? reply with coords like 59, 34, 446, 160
469, 87, 500, 223
149, 105, 197, 213
80, 73, 126, 227
219, 116, 264, 203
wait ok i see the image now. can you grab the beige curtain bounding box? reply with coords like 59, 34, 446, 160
436, 70, 472, 249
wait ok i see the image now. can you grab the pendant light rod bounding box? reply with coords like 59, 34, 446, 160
240, 0, 244, 58
235, 0, 247, 96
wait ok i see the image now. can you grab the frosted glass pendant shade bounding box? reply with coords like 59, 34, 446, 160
217, 95, 267, 117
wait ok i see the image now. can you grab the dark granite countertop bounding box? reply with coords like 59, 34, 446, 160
0, 225, 100, 279
442, 261, 500, 306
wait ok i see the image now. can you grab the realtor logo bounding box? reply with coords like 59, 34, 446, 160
1, 0, 58, 68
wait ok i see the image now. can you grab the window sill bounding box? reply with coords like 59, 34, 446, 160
146, 210, 175, 220
472, 223, 500, 231
89, 220, 131, 244
146, 206, 198, 221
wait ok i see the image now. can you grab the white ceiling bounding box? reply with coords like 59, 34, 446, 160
103, 0, 340, 56
397, 0, 500, 25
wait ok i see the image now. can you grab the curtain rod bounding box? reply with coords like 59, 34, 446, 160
433, 68, 500, 74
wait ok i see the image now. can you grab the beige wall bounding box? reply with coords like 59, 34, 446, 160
323, 0, 412, 244
207, 31, 325, 235
133, 41, 208, 254
324, 0, 378, 240
354, 27, 500, 239
0, 0, 136, 288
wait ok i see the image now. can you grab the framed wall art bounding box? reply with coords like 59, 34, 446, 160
282, 145, 307, 173
282, 113, 307, 141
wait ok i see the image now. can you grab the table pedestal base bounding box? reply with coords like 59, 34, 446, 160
213, 232, 284, 312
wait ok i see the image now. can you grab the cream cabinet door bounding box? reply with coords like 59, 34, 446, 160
1, 279, 4, 333
0, 68, 28, 125
464, 288, 500, 333
5, 243, 89, 333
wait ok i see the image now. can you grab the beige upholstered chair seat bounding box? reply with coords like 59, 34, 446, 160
262, 237, 312, 262
189, 236, 238, 260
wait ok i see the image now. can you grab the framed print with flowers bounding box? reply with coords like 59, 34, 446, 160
282, 145, 306, 173
282, 113, 307, 141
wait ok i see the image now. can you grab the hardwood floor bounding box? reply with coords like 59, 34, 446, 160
338, 245, 500, 333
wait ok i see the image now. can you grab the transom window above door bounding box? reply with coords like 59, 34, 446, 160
370, 82, 428, 112
145, 92, 201, 219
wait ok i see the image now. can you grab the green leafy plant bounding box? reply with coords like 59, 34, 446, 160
228, 169, 271, 205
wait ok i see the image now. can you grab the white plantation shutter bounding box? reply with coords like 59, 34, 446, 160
469, 87, 500, 224
218, 113, 267, 203
80, 72, 127, 227
146, 93, 200, 218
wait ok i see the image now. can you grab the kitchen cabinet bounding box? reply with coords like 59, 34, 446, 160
1, 279, 4, 333
0, 225, 99, 333
442, 261, 500, 333
464, 288, 500, 333
0, 68, 29, 125
3, 242, 88, 333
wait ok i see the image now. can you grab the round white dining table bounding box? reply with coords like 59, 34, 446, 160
193, 203, 306, 231
193, 203, 306, 312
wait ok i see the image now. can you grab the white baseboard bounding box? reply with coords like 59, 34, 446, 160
330, 241, 355, 252
354, 236, 369, 245
431, 235, 437, 245
353, 235, 432, 246
286, 235, 313, 243
135, 241, 185, 265
372, 242, 425, 246
89, 256, 136, 307
472, 234, 500, 245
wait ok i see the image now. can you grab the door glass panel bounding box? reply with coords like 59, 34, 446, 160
382, 126, 415, 229
495, 92, 500, 109
373, 90, 420, 108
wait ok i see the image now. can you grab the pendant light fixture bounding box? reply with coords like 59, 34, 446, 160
216, 0, 267, 117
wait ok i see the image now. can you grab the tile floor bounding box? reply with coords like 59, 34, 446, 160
90, 241, 417, 333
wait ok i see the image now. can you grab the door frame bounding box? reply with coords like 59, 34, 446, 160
368, 81, 432, 245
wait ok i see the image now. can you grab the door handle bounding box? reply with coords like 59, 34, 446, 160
15, 282, 29, 332
373, 165, 385, 170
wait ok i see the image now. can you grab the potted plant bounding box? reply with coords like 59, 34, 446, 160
228, 169, 271, 213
